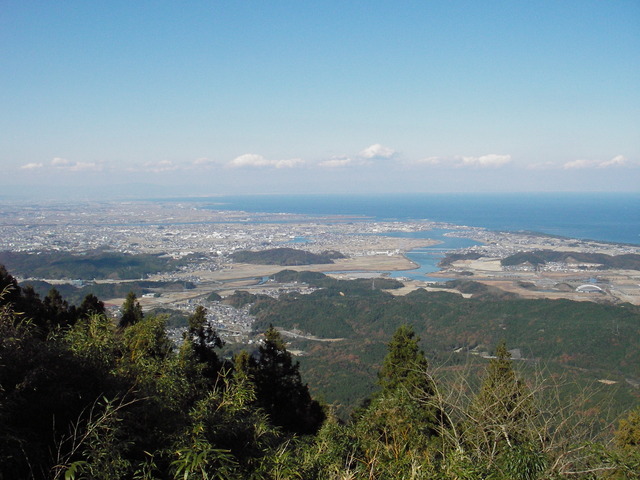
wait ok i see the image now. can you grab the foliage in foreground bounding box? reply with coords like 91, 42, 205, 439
1, 264, 639, 479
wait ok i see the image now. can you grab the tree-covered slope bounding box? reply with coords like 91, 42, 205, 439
253, 278, 639, 376
251, 273, 640, 415
230, 247, 344, 266
0, 250, 197, 279
500, 250, 640, 270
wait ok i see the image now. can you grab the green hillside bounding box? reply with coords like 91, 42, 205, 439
0, 250, 198, 280
500, 250, 640, 270
22, 279, 195, 305
230, 247, 345, 265
251, 272, 640, 415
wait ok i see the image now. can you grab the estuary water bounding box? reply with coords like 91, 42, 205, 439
380, 229, 480, 281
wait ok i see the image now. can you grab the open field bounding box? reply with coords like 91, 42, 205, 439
106, 253, 422, 309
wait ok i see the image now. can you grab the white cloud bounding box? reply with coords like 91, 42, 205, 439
20, 162, 44, 170
564, 155, 634, 170
228, 154, 304, 169
358, 143, 396, 160
318, 156, 353, 168
228, 154, 271, 168
229, 154, 270, 168
51, 157, 71, 167
45, 157, 103, 172
461, 154, 512, 168
141, 160, 179, 173
273, 158, 304, 168
130, 157, 220, 172
411, 153, 512, 168
68, 161, 101, 172
192, 157, 216, 167
563, 159, 595, 169
599, 155, 628, 168
315, 144, 395, 169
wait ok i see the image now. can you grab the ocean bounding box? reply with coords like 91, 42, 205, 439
206, 193, 640, 246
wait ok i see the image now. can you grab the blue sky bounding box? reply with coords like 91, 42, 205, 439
1, 1, 638, 198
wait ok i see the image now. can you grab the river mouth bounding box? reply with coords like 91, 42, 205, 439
319, 229, 480, 282
381, 229, 480, 281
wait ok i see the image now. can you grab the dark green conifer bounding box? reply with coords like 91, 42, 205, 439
467, 340, 540, 474
78, 293, 106, 317
474, 340, 532, 431
250, 326, 324, 434
378, 323, 432, 395
186, 305, 223, 379
43, 288, 75, 330
118, 291, 143, 328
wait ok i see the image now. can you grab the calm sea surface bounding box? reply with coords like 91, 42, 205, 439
205, 193, 640, 246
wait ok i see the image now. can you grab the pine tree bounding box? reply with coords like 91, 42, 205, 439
250, 326, 324, 434
118, 291, 143, 328
474, 340, 533, 438
467, 340, 541, 476
78, 294, 105, 318
378, 324, 432, 396
0, 265, 46, 330
185, 305, 223, 381
43, 288, 74, 330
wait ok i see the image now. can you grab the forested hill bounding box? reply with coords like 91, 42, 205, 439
23, 279, 195, 305
230, 247, 345, 265
1, 263, 639, 479
500, 250, 640, 270
0, 250, 198, 279
248, 272, 640, 416
252, 272, 640, 376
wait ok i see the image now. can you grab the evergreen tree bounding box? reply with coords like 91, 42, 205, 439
343, 325, 441, 477
0, 265, 46, 329
466, 340, 541, 476
43, 288, 75, 330
0, 264, 21, 305
0, 294, 123, 479
474, 340, 533, 437
179, 305, 224, 385
119, 291, 143, 328
378, 323, 432, 395
78, 293, 106, 317
613, 405, 640, 478
65, 312, 121, 373
20, 284, 45, 321
249, 326, 325, 434
294, 326, 444, 479
233, 350, 252, 379
122, 314, 173, 364
188, 306, 222, 365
